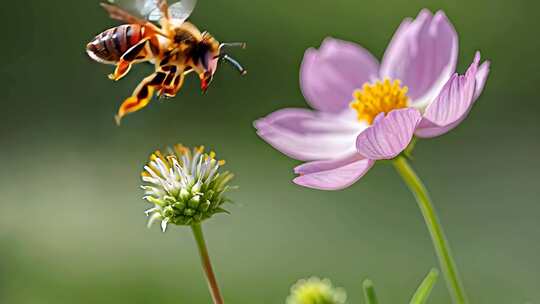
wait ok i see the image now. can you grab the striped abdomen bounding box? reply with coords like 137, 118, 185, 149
86, 24, 146, 64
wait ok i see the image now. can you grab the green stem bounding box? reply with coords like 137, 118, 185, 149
409, 268, 439, 304
191, 223, 224, 304
362, 279, 379, 304
392, 156, 468, 304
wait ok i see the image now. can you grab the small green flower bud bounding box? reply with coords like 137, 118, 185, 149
191, 181, 202, 194
204, 189, 215, 201
179, 188, 190, 200
141, 144, 234, 232
287, 277, 346, 304
163, 195, 176, 204
173, 201, 185, 211
184, 208, 195, 216
199, 200, 211, 212
188, 195, 201, 209
163, 206, 174, 218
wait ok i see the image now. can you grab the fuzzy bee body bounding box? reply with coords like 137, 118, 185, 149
85, 0, 246, 124
87, 24, 149, 64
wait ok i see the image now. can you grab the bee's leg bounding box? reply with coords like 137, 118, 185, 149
157, 71, 177, 98
157, 65, 183, 97
109, 37, 152, 81
115, 71, 167, 125
199, 71, 213, 94
161, 72, 186, 97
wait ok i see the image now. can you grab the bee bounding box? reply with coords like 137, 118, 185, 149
86, 0, 247, 124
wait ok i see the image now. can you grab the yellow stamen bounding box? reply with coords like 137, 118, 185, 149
204, 151, 226, 166
350, 79, 409, 124
166, 155, 177, 166
173, 144, 189, 156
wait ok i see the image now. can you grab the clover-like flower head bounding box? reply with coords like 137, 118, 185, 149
287, 277, 347, 304
141, 144, 234, 231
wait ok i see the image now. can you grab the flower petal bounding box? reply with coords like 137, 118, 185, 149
293, 154, 375, 191
255, 108, 365, 161
415, 52, 489, 138
380, 10, 458, 106
474, 60, 490, 100
356, 108, 422, 160
300, 38, 379, 113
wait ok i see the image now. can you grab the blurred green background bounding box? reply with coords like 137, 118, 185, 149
1, 0, 539, 303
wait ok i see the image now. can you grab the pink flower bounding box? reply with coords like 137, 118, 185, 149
255, 9, 490, 190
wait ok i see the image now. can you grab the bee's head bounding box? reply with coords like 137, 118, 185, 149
198, 53, 217, 93
202, 42, 220, 76
197, 35, 220, 92
198, 36, 246, 93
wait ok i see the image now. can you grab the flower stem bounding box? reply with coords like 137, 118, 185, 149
392, 156, 468, 304
362, 279, 379, 304
191, 223, 224, 304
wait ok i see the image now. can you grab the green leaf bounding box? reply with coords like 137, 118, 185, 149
409, 268, 439, 304
362, 279, 379, 304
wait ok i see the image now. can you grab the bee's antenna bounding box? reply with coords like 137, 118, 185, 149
219, 42, 247, 51
221, 54, 247, 75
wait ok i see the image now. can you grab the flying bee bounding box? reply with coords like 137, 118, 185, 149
86, 0, 247, 124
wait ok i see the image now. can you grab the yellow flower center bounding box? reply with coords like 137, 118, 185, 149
350, 79, 410, 124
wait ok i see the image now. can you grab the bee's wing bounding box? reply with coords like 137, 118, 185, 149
105, 0, 154, 18
104, 0, 197, 23
148, 0, 197, 23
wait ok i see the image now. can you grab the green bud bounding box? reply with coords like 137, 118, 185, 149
164, 206, 176, 217
188, 195, 201, 209
204, 189, 215, 201
174, 216, 186, 225
179, 188, 190, 200
163, 195, 176, 204
199, 200, 211, 212
173, 201, 186, 211
191, 181, 202, 194
184, 208, 195, 216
